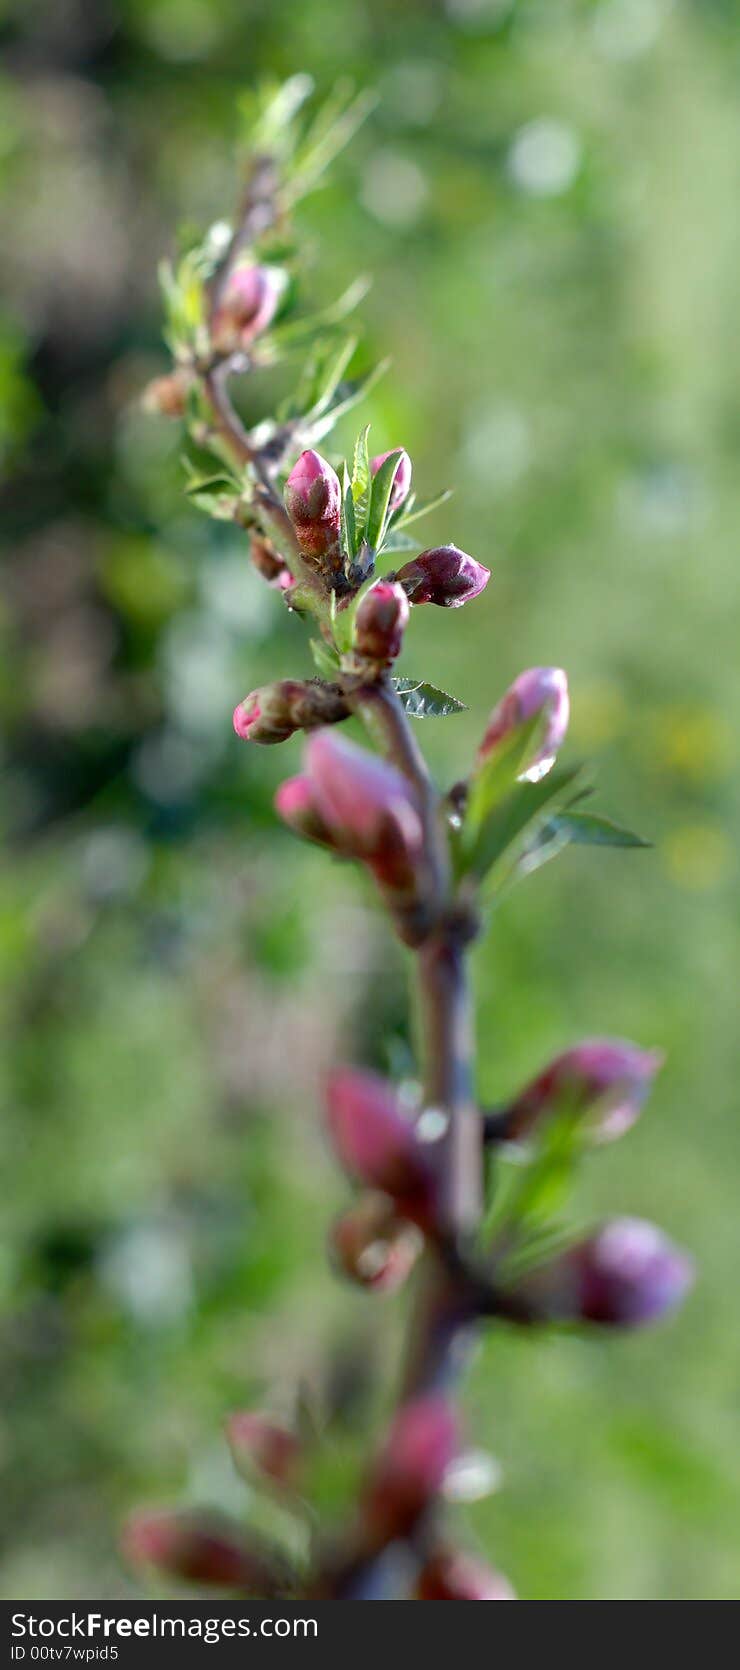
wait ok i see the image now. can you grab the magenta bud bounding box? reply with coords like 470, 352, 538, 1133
305, 731, 422, 870
498, 1039, 664, 1145
477, 666, 569, 782
326, 1069, 435, 1224
329, 1193, 423, 1293
371, 448, 413, 513
416, 1549, 516, 1601
511, 1218, 694, 1328
396, 545, 491, 609
363, 1397, 458, 1539
211, 264, 284, 352
284, 449, 342, 568
120, 1510, 288, 1592
225, 1412, 302, 1491
233, 680, 347, 745
353, 581, 410, 664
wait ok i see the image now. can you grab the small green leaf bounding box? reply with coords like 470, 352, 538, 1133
392, 678, 467, 718
310, 638, 340, 679
301, 359, 391, 448
550, 811, 651, 849
463, 712, 546, 839
341, 462, 357, 561
394, 487, 454, 529
351, 423, 371, 535
366, 448, 403, 553
463, 765, 584, 882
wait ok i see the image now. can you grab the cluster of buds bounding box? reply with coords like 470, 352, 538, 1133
233, 679, 347, 745
211, 263, 285, 356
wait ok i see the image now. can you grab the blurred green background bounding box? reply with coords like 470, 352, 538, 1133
1, 0, 738, 1601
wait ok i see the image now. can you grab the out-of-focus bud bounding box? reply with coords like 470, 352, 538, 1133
495, 1039, 664, 1145
305, 731, 422, 876
142, 369, 190, 418
416, 1549, 516, 1600
353, 581, 409, 665
120, 1510, 290, 1593
396, 545, 490, 609
274, 774, 339, 849
363, 1397, 458, 1540
211, 264, 284, 354
371, 448, 413, 513
329, 1192, 423, 1292
233, 680, 347, 745
327, 1069, 436, 1225
284, 450, 342, 570
250, 533, 293, 591
225, 1412, 302, 1492
506, 1218, 694, 1328
477, 667, 569, 783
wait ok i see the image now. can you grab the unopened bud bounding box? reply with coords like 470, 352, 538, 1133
363, 1397, 458, 1539
477, 666, 569, 783
211, 264, 284, 354
507, 1217, 694, 1328
326, 1069, 436, 1224
396, 544, 490, 609
353, 581, 409, 665
371, 448, 413, 513
233, 680, 347, 745
284, 450, 342, 570
497, 1039, 664, 1145
142, 369, 190, 419
274, 774, 339, 849
329, 1193, 423, 1292
225, 1412, 302, 1492
121, 1509, 290, 1593
416, 1549, 516, 1601
305, 731, 422, 879
250, 533, 292, 591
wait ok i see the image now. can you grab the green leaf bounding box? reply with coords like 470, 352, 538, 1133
549, 811, 651, 849
341, 462, 357, 561
463, 711, 545, 839
288, 86, 378, 204
266, 281, 370, 355
376, 530, 418, 555
303, 358, 390, 446
366, 448, 403, 552
462, 765, 584, 882
392, 678, 467, 718
310, 638, 340, 679
351, 423, 371, 535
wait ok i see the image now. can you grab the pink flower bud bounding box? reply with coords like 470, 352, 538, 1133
120, 1509, 289, 1592
497, 1038, 664, 1145
416, 1549, 516, 1600
510, 1218, 694, 1328
211, 264, 284, 352
225, 1412, 302, 1491
353, 581, 409, 664
477, 667, 569, 783
329, 1193, 423, 1292
305, 731, 422, 870
142, 369, 190, 418
371, 448, 413, 513
284, 449, 342, 568
327, 1069, 436, 1224
396, 545, 490, 609
363, 1397, 458, 1539
274, 773, 337, 848
233, 680, 347, 745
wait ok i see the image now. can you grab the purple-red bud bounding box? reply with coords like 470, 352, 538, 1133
477, 667, 569, 783
305, 731, 422, 874
396, 545, 490, 609
363, 1397, 458, 1540
416, 1549, 516, 1601
250, 533, 292, 591
284, 450, 342, 570
233, 680, 347, 745
211, 264, 284, 353
274, 774, 339, 849
497, 1039, 664, 1145
353, 581, 410, 665
120, 1510, 289, 1593
326, 1069, 436, 1225
371, 448, 413, 513
508, 1218, 694, 1328
329, 1193, 423, 1293
225, 1412, 302, 1492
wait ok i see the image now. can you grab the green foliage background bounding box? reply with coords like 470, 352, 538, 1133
1, 0, 738, 1599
